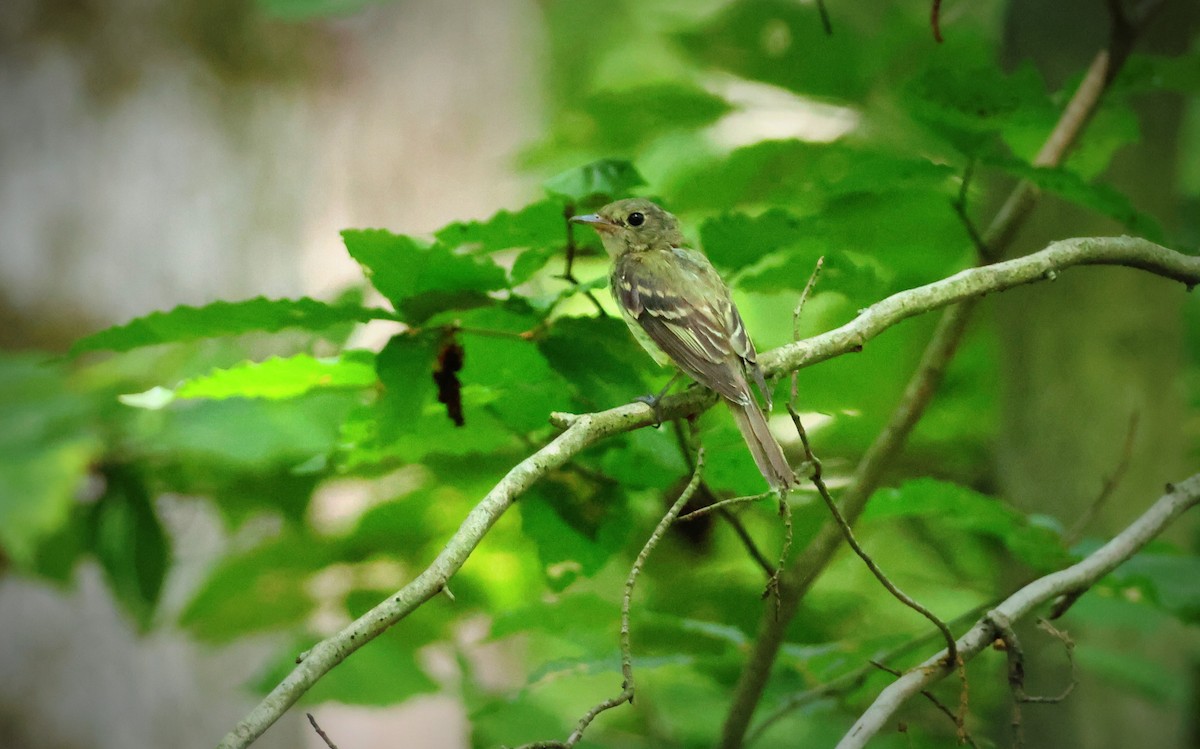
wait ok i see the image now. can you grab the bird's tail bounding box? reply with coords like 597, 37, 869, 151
726, 398, 794, 491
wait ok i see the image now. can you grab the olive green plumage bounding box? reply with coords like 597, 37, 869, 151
571, 198, 795, 491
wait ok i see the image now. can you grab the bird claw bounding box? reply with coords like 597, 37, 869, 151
634, 393, 667, 427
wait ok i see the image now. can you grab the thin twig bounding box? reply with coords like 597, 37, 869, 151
219, 243, 1200, 749
748, 600, 997, 744
838, 474, 1200, 749
512, 443, 708, 749
789, 407, 959, 667
719, 24, 1151, 744
305, 714, 338, 749
989, 612, 1078, 749
671, 420, 778, 577
679, 492, 774, 522
560, 203, 607, 317
1066, 411, 1139, 544
953, 159, 990, 259
869, 662, 978, 748
719, 508, 778, 578
816, 0, 833, 35
931, 0, 944, 43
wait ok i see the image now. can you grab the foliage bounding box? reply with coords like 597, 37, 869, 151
4, 1, 1199, 747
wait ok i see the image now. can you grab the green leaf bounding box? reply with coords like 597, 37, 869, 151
70, 297, 389, 356
89, 465, 168, 631
669, 140, 958, 214
573, 83, 731, 151
677, 0, 874, 101
1076, 642, 1189, 704
181, 532, 332, 642
0, 354, 99, 566
435, 198, 566, 257
538, 315, 652, 409
342, 230, 508, 323
701, 208, 807, 273
520, 484, 630, 591
984, 158, 1165, 242
1115, 51, 1200, 95
543, 159, 646, 203
140, 391, 354, 469
902, 61, 1054, 155
599, 430, 690, 491
375, 334, 439, 439
120, 352, 377, 408
863, 478, 1069, 571
1103, 549, 1200, 623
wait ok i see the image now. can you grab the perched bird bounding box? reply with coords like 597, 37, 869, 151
571, 198, 794, 491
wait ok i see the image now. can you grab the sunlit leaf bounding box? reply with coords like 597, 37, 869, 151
0, 355, 99, 566
543, 158, 646, 203
435, 198, 566, 257
342, 229, 508, 323
71, 297, 389, 356
120, 352, 377, 408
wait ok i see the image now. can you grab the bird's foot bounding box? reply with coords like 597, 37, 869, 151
634, 392, 667, 428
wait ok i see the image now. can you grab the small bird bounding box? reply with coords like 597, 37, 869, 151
571, 198, 794, 491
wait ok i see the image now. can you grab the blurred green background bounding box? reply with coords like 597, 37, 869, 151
1, 1, 1198, 748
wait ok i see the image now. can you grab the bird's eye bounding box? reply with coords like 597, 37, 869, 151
627, 212, 645, 227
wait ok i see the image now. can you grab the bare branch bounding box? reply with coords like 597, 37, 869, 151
216, 238, 1199, 749
678, 491, 773, 522
512, 444, 707, 749
305, 714, 338, 749
869, 661, 978, 748
788, 407, 959, 668
837, 474, 1200, 749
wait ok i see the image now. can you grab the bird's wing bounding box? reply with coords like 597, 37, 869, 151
613, 249, 752, 405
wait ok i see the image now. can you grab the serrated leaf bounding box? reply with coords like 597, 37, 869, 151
375, 334, 439, 438
0, 354, 99, 566
677, 0, 872, 101
89, 465, 168, 631
864, 478, 1068, 571
902, 61, 1055, 155
986, 158, 1165, 242
543, 159, 646, 202
435, 198, 566, 255
701, 208, 806, 272
342, 229, 508, 323
520, 485, 630, 591
578, 83, 731, 151
70, 297, 390, 355
538, 315, 652, 409
119, 353, 376, 408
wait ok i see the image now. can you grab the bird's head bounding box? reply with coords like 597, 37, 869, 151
570, 198, 683, 257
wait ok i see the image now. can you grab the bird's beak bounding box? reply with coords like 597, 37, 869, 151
569, 213, 618, 233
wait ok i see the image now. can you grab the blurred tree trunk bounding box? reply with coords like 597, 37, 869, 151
0, 1, 540, 747
996, 1, 1198, 747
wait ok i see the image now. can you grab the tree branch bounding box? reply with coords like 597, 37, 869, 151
718, 32, 1153, 743
216, 238, 1199, 749
837, 473, 1200, 749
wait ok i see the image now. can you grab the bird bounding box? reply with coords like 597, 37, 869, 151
570, 198, 795, 491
